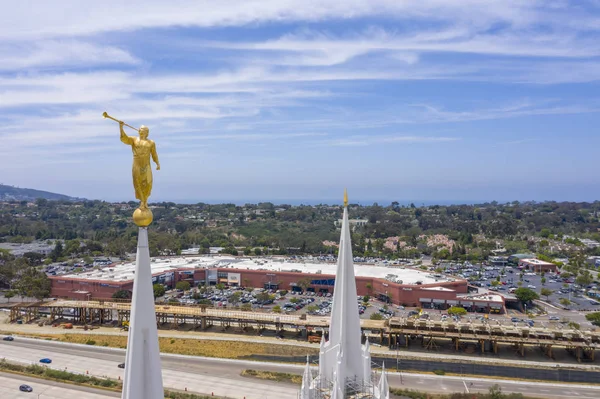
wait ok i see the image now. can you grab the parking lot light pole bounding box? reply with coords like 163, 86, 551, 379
38, 386, 52, 398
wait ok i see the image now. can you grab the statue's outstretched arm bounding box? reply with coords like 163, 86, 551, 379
120, 123, 135, 145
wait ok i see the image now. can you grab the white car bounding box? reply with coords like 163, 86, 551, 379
527, 285, 536, 289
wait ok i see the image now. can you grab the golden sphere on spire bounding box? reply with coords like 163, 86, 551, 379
133, 208, 153, 227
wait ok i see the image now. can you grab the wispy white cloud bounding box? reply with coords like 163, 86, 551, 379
0, 40, 139, 70
195, 27, 600, 59
0, 1, 564, 40
2, 1, 600, 200
321, 135, 460, 147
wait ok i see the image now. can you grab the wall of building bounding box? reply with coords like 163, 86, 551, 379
518, 260, 557, 273
186, 267, 467, 305
51, 266, 468, 304
50, 278, 132, 299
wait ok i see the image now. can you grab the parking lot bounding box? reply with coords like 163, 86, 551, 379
436, 261, 600, 311
160, 287, 395, 321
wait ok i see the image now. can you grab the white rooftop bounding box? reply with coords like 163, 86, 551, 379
521, 258, 554, 266
61, 255, 450, 285
460, 293, 504, 303
420, 286, 454, 292
60, 260, 184, 282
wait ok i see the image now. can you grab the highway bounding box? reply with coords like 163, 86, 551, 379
2, 338, 600, 398
0, 338, 297, 399
0, 371, 118, 398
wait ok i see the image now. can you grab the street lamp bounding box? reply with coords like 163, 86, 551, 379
38, 385, 52, 398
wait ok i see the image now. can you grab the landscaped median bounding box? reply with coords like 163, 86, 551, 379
0, 358, 220, 399
241, 369, 302, 384
0, 331, 318, 359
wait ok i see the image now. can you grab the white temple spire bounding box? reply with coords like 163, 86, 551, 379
362, 338, 372, 384
121, 228, 164, 399
320, 189, 363, 383
300, 356, 313, 399
299, 190, 388, 398
376, 364, 390, 399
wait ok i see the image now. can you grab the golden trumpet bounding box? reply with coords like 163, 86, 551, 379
102, 111, 139, 132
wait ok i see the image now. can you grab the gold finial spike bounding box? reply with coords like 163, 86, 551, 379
343, 188, 348, 207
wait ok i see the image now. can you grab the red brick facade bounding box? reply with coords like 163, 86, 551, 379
50, 267, 468, 305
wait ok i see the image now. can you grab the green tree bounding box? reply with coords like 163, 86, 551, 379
50, 241, 63, 262
254, 248, 262, 256
370, 313, 384, 320
112, 290, 130, 300
306, 305, 318, 313
290, 297, 299, 304
560, 298, 572, 307
362, 295, 370, 304
256, 292, 271, 303
153, 284, 166, 298
540, 288, 553, 301
272, 305, 282, 313
585, 312, 600, 326
14, 267, 51, 300
541, 277, 546, 286
575, 273, 593, 287
488, 384, 503, 399
514, 287, 539, 303
22, 252, 44, 266
241, 303, 252, 311
228, 292, 242, 306
297, 278, 311, 292
215, 283, 225, 292
4, 290, 16, 303
175, 281, 191, 291
447, 306, 467, 316
568, 321, 581, 330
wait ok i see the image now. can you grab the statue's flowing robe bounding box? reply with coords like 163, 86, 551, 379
132, 147, 152, 202
121, 134, 158, 205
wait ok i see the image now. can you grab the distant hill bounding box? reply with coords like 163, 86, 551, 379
0, 184, 81, 201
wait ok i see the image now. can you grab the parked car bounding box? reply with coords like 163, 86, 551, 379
39, 358, 52, 364
19, 384, 33, 392
3, 336, 14, 341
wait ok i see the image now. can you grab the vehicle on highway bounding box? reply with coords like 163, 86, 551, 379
39, 358, 52, 364
549, 316, 560, 321
3, 336, 14, 341
511, 317, 520, 322
19, 384, 33, 392
118, 363, 125, 368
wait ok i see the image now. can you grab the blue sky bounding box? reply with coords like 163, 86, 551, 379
1, 1, 600, 204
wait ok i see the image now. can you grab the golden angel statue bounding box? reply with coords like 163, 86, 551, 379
119, 121, 160, 210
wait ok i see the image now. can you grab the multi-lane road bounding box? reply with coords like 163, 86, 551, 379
0, 372, 118, 398
2, 337, 600, 398
0, 338, 297, 399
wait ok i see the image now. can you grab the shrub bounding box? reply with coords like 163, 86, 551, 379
85, 340, 96, 345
